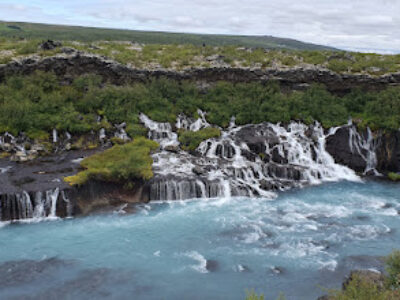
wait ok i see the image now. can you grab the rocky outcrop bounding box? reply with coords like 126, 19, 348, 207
326, 124, 400, 175
1, 52, 400, 94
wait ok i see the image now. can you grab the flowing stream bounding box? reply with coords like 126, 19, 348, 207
0, 181, 399, 300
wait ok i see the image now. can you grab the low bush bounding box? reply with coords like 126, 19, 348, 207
1, 72, 400, 141
326, 250, 400, 299
388, 173, 400, 182
178, 127, 221, 151
64, 137, 159, 187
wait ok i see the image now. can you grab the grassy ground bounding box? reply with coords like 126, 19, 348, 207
1, 37, 400, 75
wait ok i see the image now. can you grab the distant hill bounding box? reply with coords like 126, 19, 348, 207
0, 21, 335, 51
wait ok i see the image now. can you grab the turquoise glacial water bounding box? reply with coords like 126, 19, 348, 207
0, 180, 399, 300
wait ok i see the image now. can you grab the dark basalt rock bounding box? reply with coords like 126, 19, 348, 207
326, 127, 367, 173
1, 52, 400, 94
270, 266, 286, 275
0, 258, 73, 287
205, 259, 219, 272
376, 130, 400, 173
39, 40, 62, 51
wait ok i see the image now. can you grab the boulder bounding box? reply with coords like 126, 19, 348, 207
40, 40, 62, 51
164, 145, 180, 153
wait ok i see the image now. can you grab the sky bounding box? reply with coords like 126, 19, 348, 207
0, 0, 399, 53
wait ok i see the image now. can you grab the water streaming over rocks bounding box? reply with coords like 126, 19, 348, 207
141, 112, 360, 201
0, 188, 72, 222
1, 110, 398, 222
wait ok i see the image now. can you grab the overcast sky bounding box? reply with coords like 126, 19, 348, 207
1, 0, 399, 53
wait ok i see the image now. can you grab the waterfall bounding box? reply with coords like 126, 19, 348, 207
348, 121, 380, 175
141, 114, 360, 202
99, 128, 106, 141
47, 188, 60, 218
114, 123, 130, 141
0, 188, 70, 222
140, 113, 178, 148
52, 129, 58, 143
176, 109, 210, 132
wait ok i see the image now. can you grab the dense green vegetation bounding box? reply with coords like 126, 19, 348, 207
388, 172, 400, 182
1, 72, 400, 143
326, 250, 400, 299
64, 137, 158, 187
178, 128, 221, 151
0, 21, 332, 50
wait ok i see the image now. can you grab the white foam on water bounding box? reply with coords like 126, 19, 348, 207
0, 221, 10, 228
348, 224, 391, 240
317, 259, 338, 271
183, 251, 209, 273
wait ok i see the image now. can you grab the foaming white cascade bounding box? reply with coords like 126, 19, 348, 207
348, 120, 380, 175
140, 113, 178, 148
141, 113, 360, 202
0, 188, 70, 222
114, 122, 130, 141
267, 122, 360, 184
47, 188, 60, 219
52, 129, 58, 143
99, 128, 106, 141
0, 132, 16, 150
176, 109, 210, 132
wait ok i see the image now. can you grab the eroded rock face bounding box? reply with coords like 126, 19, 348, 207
1, 52, 400, 94
326, 124, 400, 175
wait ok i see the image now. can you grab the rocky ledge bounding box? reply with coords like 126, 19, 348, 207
1, 50, 400, 94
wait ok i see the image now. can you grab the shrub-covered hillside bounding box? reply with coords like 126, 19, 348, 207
1, 38, 400, 74
0, 72, 400, 141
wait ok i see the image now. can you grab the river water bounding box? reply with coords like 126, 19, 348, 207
0, 180, 399, 300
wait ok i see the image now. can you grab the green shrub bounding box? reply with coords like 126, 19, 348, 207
245, 290, 265, 300
326, 250, 400, 300
329, 274, 387, 300
16, 40, 39, 55
1, 72, 400, 141
64, 137, 158, 187
385, 250, 400, 288
178, 127, 221, 151
388, 173, 400, 182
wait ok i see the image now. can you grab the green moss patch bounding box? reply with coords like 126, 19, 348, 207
64, 137, 158, 187
388, 172, 400, 182
178, 127, 221, 151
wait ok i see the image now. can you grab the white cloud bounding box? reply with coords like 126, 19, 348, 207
0, 0, 399, 53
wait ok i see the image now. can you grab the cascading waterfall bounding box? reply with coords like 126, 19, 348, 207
114, 123, 130, 141
140, 113, 360, 201
176, 109, 210, 132
52, 129, 58, 143
347, 120, 380, 175
0, 188, 70, 222
140, 113, 179, 148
